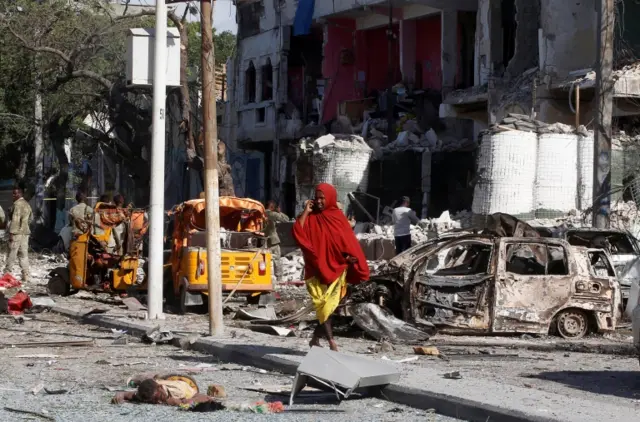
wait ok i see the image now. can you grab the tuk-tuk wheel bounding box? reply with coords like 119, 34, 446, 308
177, 285, 188, 315
47, 275, 70, 296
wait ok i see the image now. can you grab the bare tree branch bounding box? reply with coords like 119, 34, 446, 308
0, 113, 29, 121
7, 25, 72, 64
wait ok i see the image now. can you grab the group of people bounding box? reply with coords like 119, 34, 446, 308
62, 191, 130, 254
0, 186, 135, 283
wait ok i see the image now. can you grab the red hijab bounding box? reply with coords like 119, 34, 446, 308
292, 183, 369, 285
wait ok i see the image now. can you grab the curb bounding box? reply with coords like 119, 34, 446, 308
51, 306, 563, 422
431, 339, 636, 357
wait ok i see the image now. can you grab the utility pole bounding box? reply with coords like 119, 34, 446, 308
592, 0, 615, 228
147, 0, 168, 319
201, 0, 223, 336
385, 0, 394, 142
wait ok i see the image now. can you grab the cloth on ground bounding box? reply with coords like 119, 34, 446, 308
156, 379, 198, 400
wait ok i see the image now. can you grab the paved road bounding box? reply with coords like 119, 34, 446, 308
0, 313, 463, 422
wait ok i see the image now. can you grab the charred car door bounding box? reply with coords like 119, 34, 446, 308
404, 237, 496, 333
492, 238, 575, 334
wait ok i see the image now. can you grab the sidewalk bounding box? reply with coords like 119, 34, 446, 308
50, 302, 640, 422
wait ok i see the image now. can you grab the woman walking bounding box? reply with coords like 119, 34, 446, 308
292, 183, 369, 351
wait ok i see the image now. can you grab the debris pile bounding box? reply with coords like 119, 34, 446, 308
487, 113, 579, 135
278, 251, 305, 282
362, 115, 476, 156
298, 133, 372, 153
355, 210, 473, 246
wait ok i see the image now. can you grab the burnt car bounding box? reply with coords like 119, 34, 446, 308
370, 234, 620, 339
562, 228, 639, 305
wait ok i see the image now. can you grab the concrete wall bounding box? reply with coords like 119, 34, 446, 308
539, 0, 597, 79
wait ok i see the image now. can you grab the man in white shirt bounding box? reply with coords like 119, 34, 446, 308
392, 196, 419, 255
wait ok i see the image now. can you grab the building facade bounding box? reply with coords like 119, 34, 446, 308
223, 0, 640, 213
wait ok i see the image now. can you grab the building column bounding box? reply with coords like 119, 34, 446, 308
441, 10, 458, 96
399, 19, 417, 86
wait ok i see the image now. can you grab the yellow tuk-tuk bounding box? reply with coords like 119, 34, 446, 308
167, 197, 273, 314
48, 203, 148, 295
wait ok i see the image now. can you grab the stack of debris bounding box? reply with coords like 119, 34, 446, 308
355, 210, 473, 247
487, 113, 578, 135
363, 116, 476, 156
278, 251, 306, 283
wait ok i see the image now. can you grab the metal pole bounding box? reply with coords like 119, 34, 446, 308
592, 0, 615, 228
147, 0, 167, 319
386, 0, 394, 142
201, 0, 223, 336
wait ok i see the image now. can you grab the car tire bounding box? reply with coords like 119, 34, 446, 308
47, 275, 70, 296
555, 308, 589, 339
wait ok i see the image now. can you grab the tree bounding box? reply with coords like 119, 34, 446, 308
0, 0, 237, 215
0, 0, 155, 213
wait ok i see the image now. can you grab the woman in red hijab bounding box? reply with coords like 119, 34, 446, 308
292, 183, 369, 351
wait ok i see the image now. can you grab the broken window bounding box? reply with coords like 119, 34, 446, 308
237, 2, 263, 39
261, 58, 273, 101
588, 251, 615, 278
245, 61, 256, 103
425, 241, 493, 276
256, 107, 266, 123
566, 231, 637, 255
501, 0, 517, 68
505, 243, 568, 276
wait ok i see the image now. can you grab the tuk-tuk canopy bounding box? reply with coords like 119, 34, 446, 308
175, 196, 266, 233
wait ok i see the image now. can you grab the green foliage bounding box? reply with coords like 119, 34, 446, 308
181, 21, 236, 76
0, 0, 236, 180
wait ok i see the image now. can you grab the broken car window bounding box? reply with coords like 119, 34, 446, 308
505, 243, 568, 276
424, 241, 493, 276
566, 232, 636, 255
588, 251, 615, 278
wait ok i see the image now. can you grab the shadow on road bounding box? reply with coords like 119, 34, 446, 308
529, 371, 640, 399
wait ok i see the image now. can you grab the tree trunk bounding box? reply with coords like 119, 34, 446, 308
16, 145, 28, 181
49, 117, 73, 211
177, 18, 196, 162
34, 76, 45, 220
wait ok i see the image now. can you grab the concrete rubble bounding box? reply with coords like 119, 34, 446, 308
355, 210, 473, 246
362, 115, 475, 157
487, 113, 579, 135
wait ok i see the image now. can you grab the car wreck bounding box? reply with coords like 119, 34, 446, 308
562, 228, 639, 306
355, 214, 621, 340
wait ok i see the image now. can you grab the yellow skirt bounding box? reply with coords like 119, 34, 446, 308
305, 271, 347, 324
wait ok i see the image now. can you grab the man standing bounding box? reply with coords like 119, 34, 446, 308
112, 194, 126, 254
265, 200, 290, 281
392, 196, 419, 255
4, 186, 32, 282
69, 191, 93, 236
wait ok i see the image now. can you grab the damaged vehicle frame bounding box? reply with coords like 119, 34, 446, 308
369, 234, 620, 339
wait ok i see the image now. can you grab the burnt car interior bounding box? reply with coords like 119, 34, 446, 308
413, 241, 494, 325
588, 250, 616, 278
505, 243, 568, 276
566, 231, 636, 255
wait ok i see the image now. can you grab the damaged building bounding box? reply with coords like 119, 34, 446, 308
224, 0, 640, 219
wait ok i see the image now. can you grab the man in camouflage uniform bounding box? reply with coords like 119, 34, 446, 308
69, 191, 93, 236
4, 186, 32, 281
264, 200, 290, 281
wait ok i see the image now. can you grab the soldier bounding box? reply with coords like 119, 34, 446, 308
112, 194, 126, 254
4, 186, 32, 282
264, 200, 290, 282
69, 191, 93, 236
